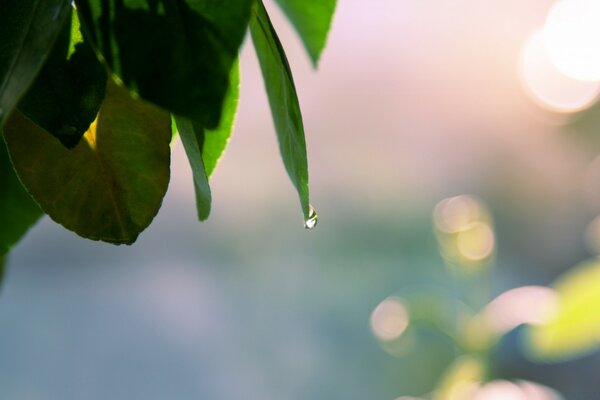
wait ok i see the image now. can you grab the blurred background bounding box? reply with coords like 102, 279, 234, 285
3, 0, 600, 398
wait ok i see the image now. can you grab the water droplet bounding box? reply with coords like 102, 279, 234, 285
304, 206, 318, 229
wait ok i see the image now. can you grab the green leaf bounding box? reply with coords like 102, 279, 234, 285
273, 0, 336, 66
0, 0, 71, 127
524, 259, 600, 361
0, 138, 43, 255
174, 61, 239, 221
3, 79, 171, 245
18, 9, 107, 148
175, 117, 212, 221
75, 0, 252, 128
203, 59, 240, 177
250, 0, 313, 223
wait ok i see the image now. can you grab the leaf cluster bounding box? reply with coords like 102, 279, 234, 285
0, 0, 336, 259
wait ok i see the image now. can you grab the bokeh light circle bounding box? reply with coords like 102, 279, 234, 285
519, 30, 600, 113
543, 0, 600, 81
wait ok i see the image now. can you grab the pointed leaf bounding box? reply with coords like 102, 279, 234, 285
3, 80, 171, 245
273, 0, 336, 66
175, 117, 212, 221
524, 259, 600, 361
174, 61, 238, 221
18, 10, 107, 148
0, 138, 43, 255
75, 0, 252, 128
250, 0, 312, 221
203, 59, 240, 177
0, 0, 71, 127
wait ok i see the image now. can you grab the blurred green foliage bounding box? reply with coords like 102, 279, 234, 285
373, 195, 600, 399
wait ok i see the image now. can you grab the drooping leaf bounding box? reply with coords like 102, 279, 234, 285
202, 59, 240, 177
0, 0, 71, 127
273, 0, 336, 66
174, 61, 239, 221
175, 117, 212, 221
75, 0, 252, 128
250, 0, 313, 222
18, 10, 107, 148
0, 138, 43, 255
3, 79, 171, 245
524, 259, 600, 361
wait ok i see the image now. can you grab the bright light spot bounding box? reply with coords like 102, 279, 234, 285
434, 195, 482, 233
466, 380, 563, 400
456, 222, 495, 261
483, 286, 560, 333
544, 0, 600, 81
83, 118, 98, 150
518, 380, 564, 400
520, 30, 600, 113
370, 296, 409, 341
473, 381, 527, 400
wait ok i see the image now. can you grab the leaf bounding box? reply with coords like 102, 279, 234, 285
524, 259, 600, 361
18, 9, 107, 148
75, 0, 252, 128
3, 79, 171, 245
250, 0, 313, 222
175, 117, 212, 221
273, 0, 336, 66
0, 0, 71, 127
0, 138, 43, 255
174, 59, 239, 221
203, 59, 240, 177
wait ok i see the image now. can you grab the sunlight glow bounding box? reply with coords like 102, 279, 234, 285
433, 196, 483, 234
473, 381, 528, 400
483, 286, 560, 333
519, 30, 600, 113
518, 381, 564, 400
370, 296, 409, 342
472, 380, 563, 400
456, 222, 495, 261
83, 118, 99, 150
433, 195, 495, 269
543, 0, 600, 81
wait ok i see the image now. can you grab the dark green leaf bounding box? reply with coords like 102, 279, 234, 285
203, 59, 240, 177
175, 117, 212, 221
250, 0, 313, 222
0, 137, 43, 255
0, 0, 71, 127
75, 0, 252, 128
3, 79, 171, 245
18, 10, 107, 148
273, 0, 336, 66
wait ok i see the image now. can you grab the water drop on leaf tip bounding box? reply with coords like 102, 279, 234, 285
304, 206, 318, 230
